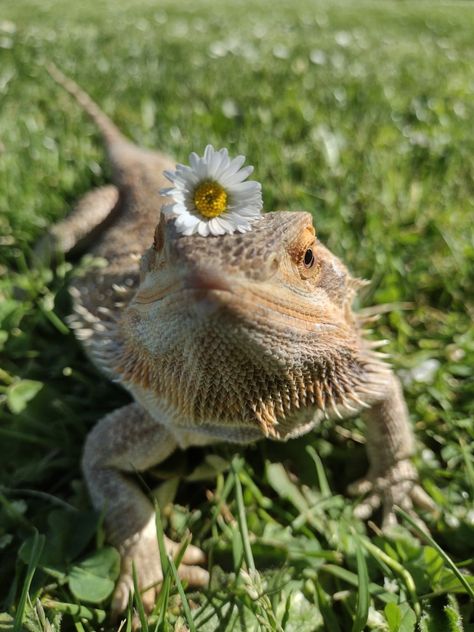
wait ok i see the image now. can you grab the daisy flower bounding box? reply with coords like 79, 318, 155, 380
160, 144, 263, 237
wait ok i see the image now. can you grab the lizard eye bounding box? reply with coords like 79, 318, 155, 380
303, 248, 315, 268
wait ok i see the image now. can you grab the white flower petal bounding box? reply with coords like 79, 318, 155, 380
161, 203, 178, 215
164, 170, 179, 183
214, 160, 231, 180
207, 151, 223, 178
229, 194, 259, 205
227, 209, 260, 221
228, 193, 261, 206
213, 216, 236, 233
204, 144, 214, 162
189, 152, 201, 170
160, 188, 186, 203
208, 217, 227, 235
191, 222, 203, 235
159, 186, 175, 196
178, 217, 201, 235
197, 221, 210, 237
225, 211, 256, 227
237, 224, 252, 233
196, 158, 209, 180
213, 148, 231, 177
171, 200, 188, 210
231, 180, 262, 193
221, 163, 254, 185
227, 154, 246, 175
175, 213, 198, 228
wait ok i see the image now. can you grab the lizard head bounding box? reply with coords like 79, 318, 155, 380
114, 211, 379, 437
138, 210, 357, 323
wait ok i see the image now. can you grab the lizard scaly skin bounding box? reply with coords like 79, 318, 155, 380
39, 65, 435, 615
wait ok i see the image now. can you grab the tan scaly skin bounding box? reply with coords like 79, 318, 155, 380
37, 64, 436, 616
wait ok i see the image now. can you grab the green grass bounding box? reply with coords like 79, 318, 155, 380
1, 0, 474, 629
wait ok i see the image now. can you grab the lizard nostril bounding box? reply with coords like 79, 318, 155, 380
184, 268, 232, 292
268, 253, 280, 274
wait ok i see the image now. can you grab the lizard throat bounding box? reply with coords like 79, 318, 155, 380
109, 320, 384, 440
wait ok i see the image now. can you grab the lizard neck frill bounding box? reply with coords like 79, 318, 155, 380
106, 315, 391, 440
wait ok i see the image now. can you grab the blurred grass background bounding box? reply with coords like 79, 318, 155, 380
0, 0, 473, 630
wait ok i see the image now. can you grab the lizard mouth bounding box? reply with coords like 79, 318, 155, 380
198, 293, 338, 336
183, 269, 234, 293
134, 268, 233, 304
134, 269, 340, 335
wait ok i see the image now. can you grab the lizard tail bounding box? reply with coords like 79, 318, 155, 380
47, 62, 126, 147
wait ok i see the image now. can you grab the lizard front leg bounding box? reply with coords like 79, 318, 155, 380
82, 402, 209, 615
348, 373, 435, 529
34, 185, 120, 261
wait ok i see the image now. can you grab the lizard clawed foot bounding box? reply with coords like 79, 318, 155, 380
347, 459, 436, 531
111, 516, 209, 617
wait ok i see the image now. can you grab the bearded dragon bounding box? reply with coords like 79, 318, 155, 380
38, 65, 435, 615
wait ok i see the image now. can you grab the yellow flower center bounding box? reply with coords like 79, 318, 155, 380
193, 180, 228, 218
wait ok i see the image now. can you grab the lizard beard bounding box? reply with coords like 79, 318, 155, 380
110, 305, 383, 441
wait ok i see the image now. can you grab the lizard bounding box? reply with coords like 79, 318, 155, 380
37, 64, 435, 616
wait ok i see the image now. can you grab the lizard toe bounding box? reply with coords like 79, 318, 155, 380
382, 503, 430, 533
381, 506, 398, 530
410, 484, 437, 512
112, 521, 208, 615
166, 537, 206, 565
178, 564, 210, 587
353, 492, 382, 520
350, 459, 436, 532
347, 476, 374, 497
141, 585, 158, 613
111, 576, 133, 619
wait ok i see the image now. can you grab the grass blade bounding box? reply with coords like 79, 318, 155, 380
320, 564, 392, 602
154, 502, 169, 577
395, 506, 474, 600
232, 457, 255, 572
445, 594, 464, 632
42, 599, 106, 623
306, 445, 331, 497
132, 562, 149, 632
168, 556, 197, 632
459, 439, 474, 498
315, 583, 342, 632
154, 579, 171, 632
351, 539, 370, 632
154, 502, 171, 630
14, 530, 45, 632
359, 535, 420, 616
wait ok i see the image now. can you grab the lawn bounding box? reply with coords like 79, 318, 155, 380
0, 0, 473, 629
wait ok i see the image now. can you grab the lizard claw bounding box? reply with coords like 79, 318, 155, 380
348, 459, 436, 531
111, 517, 209, 618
